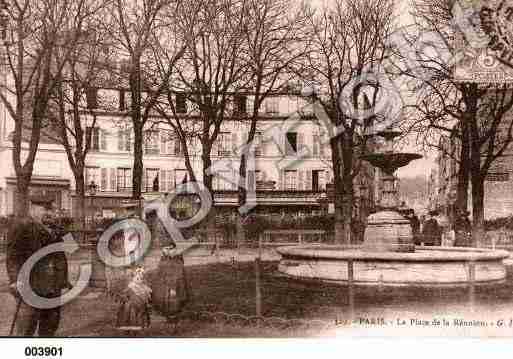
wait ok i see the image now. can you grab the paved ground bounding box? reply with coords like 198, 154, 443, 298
4, 244, 513, 337
0, 244, 280, 336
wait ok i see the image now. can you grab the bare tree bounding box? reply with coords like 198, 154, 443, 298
231, 0, 309, 243
306, 0, 396, 244
161, 0, 248, 197
49, 5, 112, 228
0, 0, 100, 216
400, 0, 513, 245
109, 0, 184, 206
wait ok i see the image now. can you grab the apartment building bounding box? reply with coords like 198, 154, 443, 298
0, 87, 373, 218
430, 119, 513, 220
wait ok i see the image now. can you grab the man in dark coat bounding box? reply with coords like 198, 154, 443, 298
421, 210, 442, 246
6, 198, 70, 337
406, 209, 421, 245
454, 209, 472, 247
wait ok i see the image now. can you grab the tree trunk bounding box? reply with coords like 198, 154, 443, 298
456, 120, 470, 212
132, 122, 144, 203
15, 174, 31, 217
331, 137, 344, 243
202, 152, 217, 248
75, 173, 86, 231
470, 175, 485, 247
237, 152, 248, 247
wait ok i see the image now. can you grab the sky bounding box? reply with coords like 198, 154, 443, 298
394, 0, 437, 179
311, 0, 437, 179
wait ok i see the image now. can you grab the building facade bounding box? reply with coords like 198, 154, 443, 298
0, 87, 378, 219
429, 119, 513, 221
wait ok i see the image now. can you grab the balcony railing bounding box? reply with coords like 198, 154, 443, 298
117, 186, 133, 192
213, 189, 326, 206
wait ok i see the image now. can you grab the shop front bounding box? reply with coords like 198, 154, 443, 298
4, 176, 71, 216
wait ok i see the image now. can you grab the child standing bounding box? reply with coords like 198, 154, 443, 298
116, 266, 152, 335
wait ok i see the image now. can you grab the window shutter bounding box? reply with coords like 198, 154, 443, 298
279, 170, 284, 190
313, 134, 319, 157
212, 138, 219, 157
86, 127, 92, 148
169, 170, 175, 190
298, 171, 304, 190
319, 170, 326, 190
101, 168, 108, 191
232, 170, 238, 190
259, 133, 266, 156
142, 168, 146, 192
306, 170, 313, 190
100, 129, 107, 151
297, 132, 304, 155
160, 170, 167, 192
84, 169, 90, 188
118, 129, 124, 151
321, 134, 329, 158
119, 90, 125, 111
247, 170, 255, 192
232, 132, 238, 155
166, 138, 177, 155
110, 168, 116, 191
160, 133, 167, 154
128, 130, 133, 152
174, 138, 181, 156
93, 128, 100, 150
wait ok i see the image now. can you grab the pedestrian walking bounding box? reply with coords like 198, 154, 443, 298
454, 209, 472, 247
6, 198, 71, 336
405, 209, 421, 245
421, 210, 442, 246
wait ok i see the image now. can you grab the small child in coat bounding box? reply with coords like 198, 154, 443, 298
116, 266, 152, 334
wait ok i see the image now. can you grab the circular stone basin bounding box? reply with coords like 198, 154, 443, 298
276, 245, 510, 287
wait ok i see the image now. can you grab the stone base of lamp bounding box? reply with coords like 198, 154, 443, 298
362, 210, 415, 253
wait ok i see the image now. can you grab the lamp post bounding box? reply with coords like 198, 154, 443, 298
87, 180, 105, 288
359, 182, 368, 221
87, 180, 97, 229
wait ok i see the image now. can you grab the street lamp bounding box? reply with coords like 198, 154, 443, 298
87, 179, 106, 288
88, 180, 97, 228
359, 182, 368, 220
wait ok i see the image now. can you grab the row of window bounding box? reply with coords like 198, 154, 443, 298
86, 127, 183, 156
84, 167, 330, 193
86, 127, 330, 158
84, 167, 189, 193
86, 89, 249, 115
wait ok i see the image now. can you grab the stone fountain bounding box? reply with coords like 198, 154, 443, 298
360, 129, 421, 253
276, 128, 509, 286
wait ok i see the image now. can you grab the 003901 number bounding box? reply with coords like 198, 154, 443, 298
24, 347, 63, 357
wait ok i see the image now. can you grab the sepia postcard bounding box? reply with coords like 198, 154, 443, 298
2, 0, 513, 356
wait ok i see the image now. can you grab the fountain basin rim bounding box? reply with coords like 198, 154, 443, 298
276, 244, 510, 262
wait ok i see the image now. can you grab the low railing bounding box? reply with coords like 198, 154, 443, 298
260, 229, 328, 246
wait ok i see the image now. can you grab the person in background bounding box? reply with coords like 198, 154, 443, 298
6, 198, 71, 336
421, 210, 442, 246
405, 209, 421, 245
454, 209, 472, 247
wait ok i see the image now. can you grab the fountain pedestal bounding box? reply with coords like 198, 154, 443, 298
360, 131, 422, 253
362, 210, 415, 252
